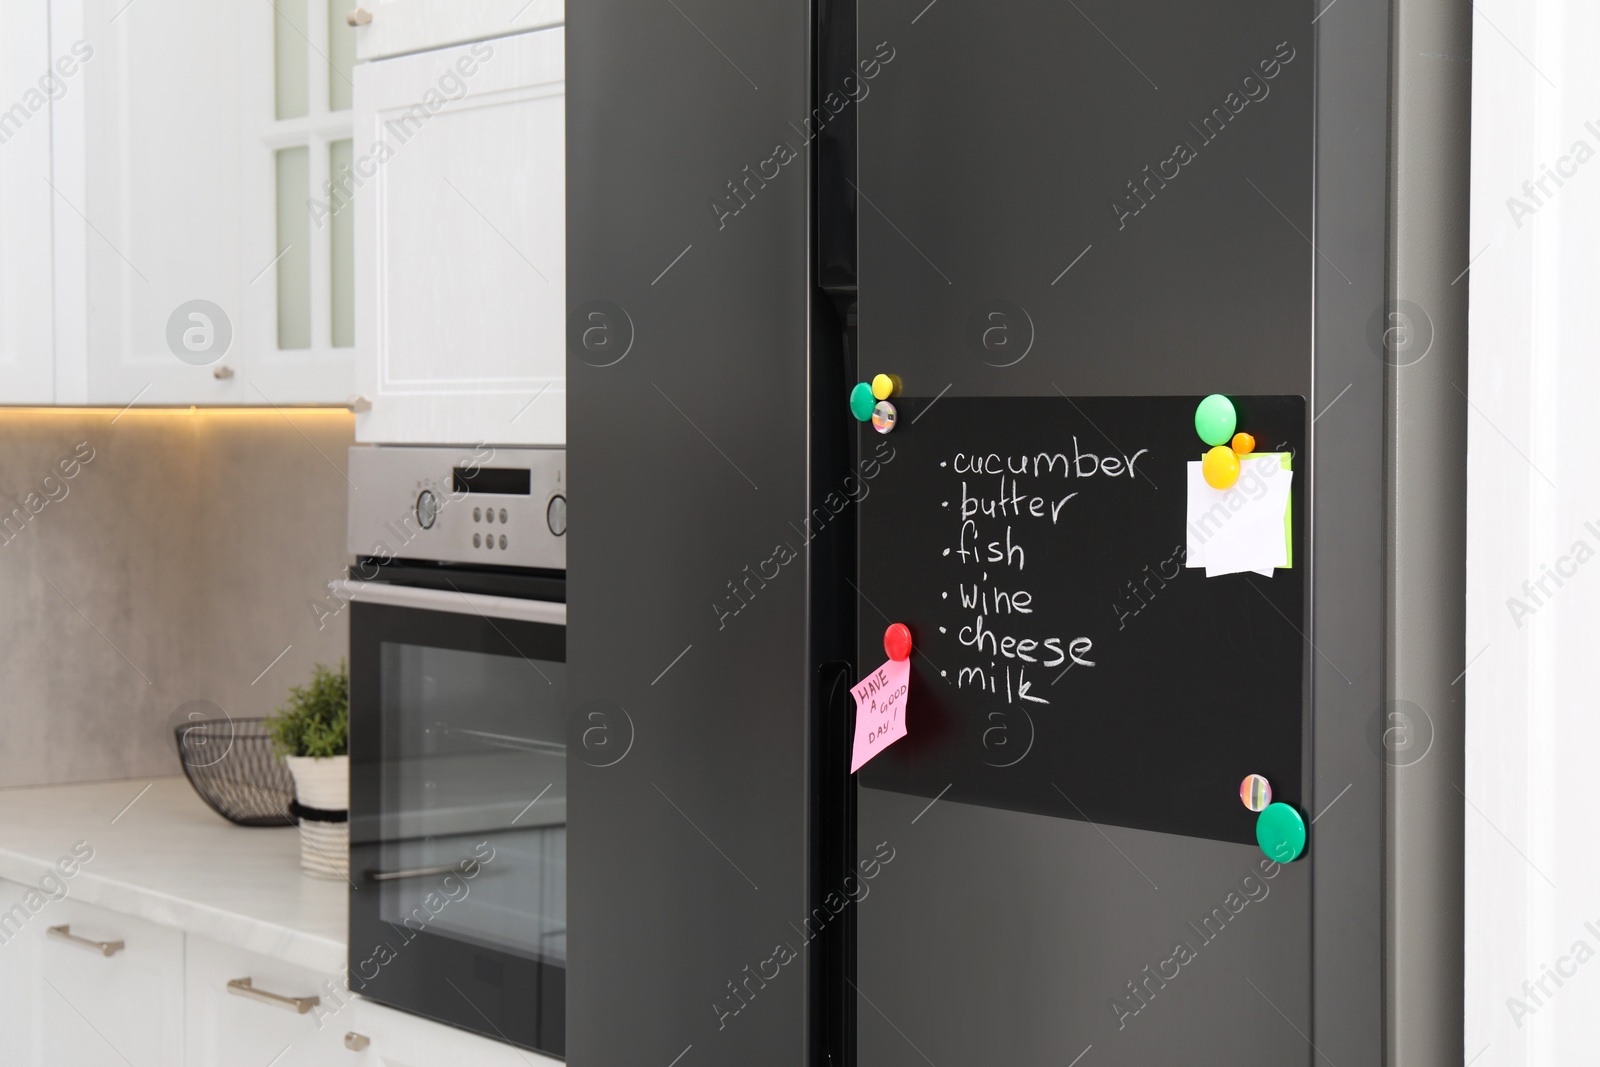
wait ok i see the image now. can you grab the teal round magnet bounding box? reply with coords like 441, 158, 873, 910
1255, 802, 1306, 863
849, 382, 876, 422
1194, 394, 1237, 446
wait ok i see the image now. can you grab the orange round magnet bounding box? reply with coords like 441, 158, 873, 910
1202, 445, 1240, 489
884, 623, 913, 662
1231, 432, 1255, 456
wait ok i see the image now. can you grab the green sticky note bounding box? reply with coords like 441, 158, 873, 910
1253, 451, 1294, 569
1279, 452, 1292, 569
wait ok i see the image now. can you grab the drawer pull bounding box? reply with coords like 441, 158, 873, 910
226, 977, 320, 1014
46, 924, 124, 957
344, 1032, 370, 1051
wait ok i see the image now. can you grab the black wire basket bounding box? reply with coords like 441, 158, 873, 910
174, 718, 296, 827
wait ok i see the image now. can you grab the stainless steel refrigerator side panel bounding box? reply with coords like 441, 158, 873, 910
566, 1, 819, 1064
1311, 0, 1392, 1062
1388, 0, 1471, 1061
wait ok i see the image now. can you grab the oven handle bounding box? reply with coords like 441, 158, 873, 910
340, 580, 566, 626
364, 862, 474, 882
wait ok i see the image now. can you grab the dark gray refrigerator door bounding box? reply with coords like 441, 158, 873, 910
566, 1, 839, 1065
853, 1, 1387, 1064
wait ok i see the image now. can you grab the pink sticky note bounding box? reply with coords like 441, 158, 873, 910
850, 656, 911, 773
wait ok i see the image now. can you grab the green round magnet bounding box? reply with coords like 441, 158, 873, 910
849, 382, 876, 422
1255, 802, 1306, 863
1194, 394, 1237, 446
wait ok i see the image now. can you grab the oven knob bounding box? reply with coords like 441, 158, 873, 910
415, 489, 439, 529
546, 494, 567, 536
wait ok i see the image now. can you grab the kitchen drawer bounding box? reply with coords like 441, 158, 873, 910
184, 936, 359, 1067
349, 997, 558, 1066
30, 896, 185, 1067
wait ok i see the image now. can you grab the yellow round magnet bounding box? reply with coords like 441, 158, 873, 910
871, 374, 895, 400
1231, 432, 1255, 456
1202, 445, 1240, 489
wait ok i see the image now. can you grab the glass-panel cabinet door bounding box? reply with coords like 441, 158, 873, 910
0, 0, 55, 403
57, 0, 356, 406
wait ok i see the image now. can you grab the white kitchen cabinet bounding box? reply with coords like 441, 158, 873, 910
0, 899, 532, 1066
0, 880, 38, 1059
0, 880, 537, 1065
46, 0, 357, 406
352, 27, 566, 445
0, 0, 57, 403
28, 897, 185, 1067
350, 0, 564, 62
350, 997, 557, 1067
184, 936, 356, 1067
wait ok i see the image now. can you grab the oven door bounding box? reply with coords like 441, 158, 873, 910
346, 580, 566, 1057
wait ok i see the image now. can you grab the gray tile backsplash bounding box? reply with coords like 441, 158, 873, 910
0, 410, 354, 787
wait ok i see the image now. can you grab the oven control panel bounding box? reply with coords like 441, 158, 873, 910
347, 446, 566, 571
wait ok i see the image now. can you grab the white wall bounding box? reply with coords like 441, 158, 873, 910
1469, 1, 1600, 1061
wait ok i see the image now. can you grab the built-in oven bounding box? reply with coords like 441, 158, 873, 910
344, 445, 567, 1057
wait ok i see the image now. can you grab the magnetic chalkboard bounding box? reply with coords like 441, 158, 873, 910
856, 395, 1307, 845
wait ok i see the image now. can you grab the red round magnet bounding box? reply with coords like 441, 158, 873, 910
884, 623, 913, 661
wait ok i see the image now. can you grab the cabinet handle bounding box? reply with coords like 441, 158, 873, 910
46, 924, 124, 957
212, 364, 234, 380
346, 7, 372, 25
344, 1032, 370, 1051
226, 977, 321, 1015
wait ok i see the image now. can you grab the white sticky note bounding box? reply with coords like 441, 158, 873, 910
1187, 454, 1293, 578
1204, 503, 1287, 577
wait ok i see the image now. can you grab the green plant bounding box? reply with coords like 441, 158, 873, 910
267, 660, 349, 759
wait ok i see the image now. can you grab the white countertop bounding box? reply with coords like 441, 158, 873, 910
0, 776, 345, 973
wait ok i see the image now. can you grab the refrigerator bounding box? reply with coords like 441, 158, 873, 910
567, 0, 1470, 1063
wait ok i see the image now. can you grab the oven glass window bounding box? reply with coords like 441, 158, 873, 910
378, 642, 566, 962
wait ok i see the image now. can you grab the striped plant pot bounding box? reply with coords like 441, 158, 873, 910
283, 755, 349, 880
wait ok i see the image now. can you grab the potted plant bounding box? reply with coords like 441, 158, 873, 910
267, 661, 350, 880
